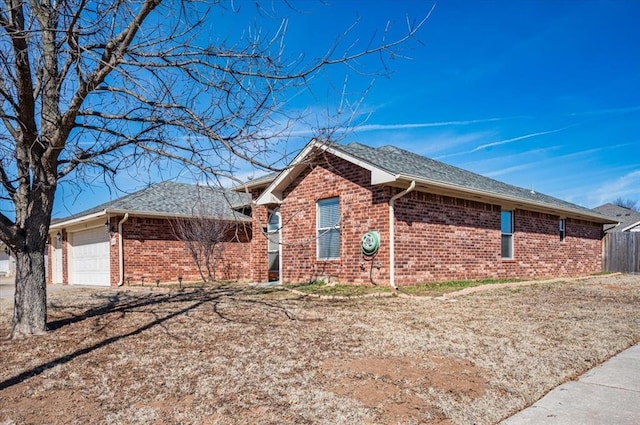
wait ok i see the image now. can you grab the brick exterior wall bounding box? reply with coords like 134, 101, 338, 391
114, 216, 252, 286
258, 150, 604, 286
274, 151, 391, 285
393, 192, 603, 285
249, 188, 270, 283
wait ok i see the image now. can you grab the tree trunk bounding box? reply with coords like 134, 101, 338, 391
11, 248, 47, 337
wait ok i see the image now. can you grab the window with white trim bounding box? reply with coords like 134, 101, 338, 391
559, 218, 566, 242
501, 210, 514, 259
317, 197, 340, 259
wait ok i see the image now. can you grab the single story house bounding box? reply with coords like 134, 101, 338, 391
594, 203, 640, 233
47, 139, 614, 288
243, 139, 613, 287
47, 182, 251, 286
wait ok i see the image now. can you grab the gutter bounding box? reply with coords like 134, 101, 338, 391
49, 210, 107, 230
51, 208, 251, 230
389, 181, 416, 290
117, 213, 129, 286
393, 174, 614, 224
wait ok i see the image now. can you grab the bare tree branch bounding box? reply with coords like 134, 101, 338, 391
0, 0, 430, 336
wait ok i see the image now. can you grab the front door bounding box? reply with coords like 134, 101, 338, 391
267, 209, 281, 282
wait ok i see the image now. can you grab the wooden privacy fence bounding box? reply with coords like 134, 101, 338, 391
603, 232, 640, 273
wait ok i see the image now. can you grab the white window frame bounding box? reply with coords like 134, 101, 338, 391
501, 210, 514, 259
316, 197, 340, 260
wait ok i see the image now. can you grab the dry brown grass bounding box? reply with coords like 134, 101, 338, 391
1, 274, 639, 425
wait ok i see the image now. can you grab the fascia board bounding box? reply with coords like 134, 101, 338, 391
50, 208, 250, 231
256, 140, 397, 205
105, 209, 251, 222
49, 210, 107, 230
621, 220, 640, 232
255, 141, 320, 205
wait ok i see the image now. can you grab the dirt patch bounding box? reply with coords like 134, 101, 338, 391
1, 377, 101, 425
1, 274, 640, 424
323, 356, 485, 423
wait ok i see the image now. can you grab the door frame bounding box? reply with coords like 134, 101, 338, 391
267, 208, 282, 282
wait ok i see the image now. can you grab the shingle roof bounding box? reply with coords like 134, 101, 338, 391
593, 203, 640, 232
233, 172, 279, 191
57, 182, 252, 222
333, 142, 611, 221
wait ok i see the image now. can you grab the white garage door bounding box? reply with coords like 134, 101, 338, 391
71, 227, 110, 286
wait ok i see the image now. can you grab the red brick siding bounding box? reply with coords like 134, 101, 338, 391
61, 230, 69, 284
507, 212, 602, 278
113, 216, 251, 286
265, 152, 604, 286
394, 193, 502, 284
249, 188, 270, 283
394, 194, 603, 285
276, 152, 390, 285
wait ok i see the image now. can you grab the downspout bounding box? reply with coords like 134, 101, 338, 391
389, 181, 416, 290
117, 213, 129, 286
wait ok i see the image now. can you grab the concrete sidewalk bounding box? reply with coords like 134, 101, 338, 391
502, 343, 640, 424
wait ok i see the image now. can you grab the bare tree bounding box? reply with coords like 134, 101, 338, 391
0, 0, 430, 336
171, 215, 233, 283
613, 198, 638, 211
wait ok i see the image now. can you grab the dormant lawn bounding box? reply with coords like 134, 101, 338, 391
1, 273, 639, 424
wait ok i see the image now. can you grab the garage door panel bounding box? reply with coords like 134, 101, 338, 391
71, 227, 110, 286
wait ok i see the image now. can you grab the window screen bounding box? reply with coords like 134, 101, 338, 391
317, 198, 340, 259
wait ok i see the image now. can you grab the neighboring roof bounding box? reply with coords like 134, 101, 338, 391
233, 172, 278, 192
257, 139, 614, 224
593, 203, 640, 232
52, 182, 251, 229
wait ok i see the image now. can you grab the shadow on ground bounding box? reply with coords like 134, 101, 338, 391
1, 285, 294, 391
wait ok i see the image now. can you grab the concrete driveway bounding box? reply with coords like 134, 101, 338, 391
0, 275, 14, 299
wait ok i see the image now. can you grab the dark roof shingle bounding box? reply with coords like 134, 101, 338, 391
58, 182, 251, 222
593, 203, 640, 231
335, 142, 609, 220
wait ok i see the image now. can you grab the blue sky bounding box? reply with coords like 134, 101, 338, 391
54, 0, 640, 216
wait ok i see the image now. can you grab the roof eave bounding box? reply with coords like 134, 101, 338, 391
621, 220, 640, 232
50, 208, 250, 230
105, 209, 251, 222
394, 174, 615, 224
233, 177, 277, 192
49, 210, 108, 230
